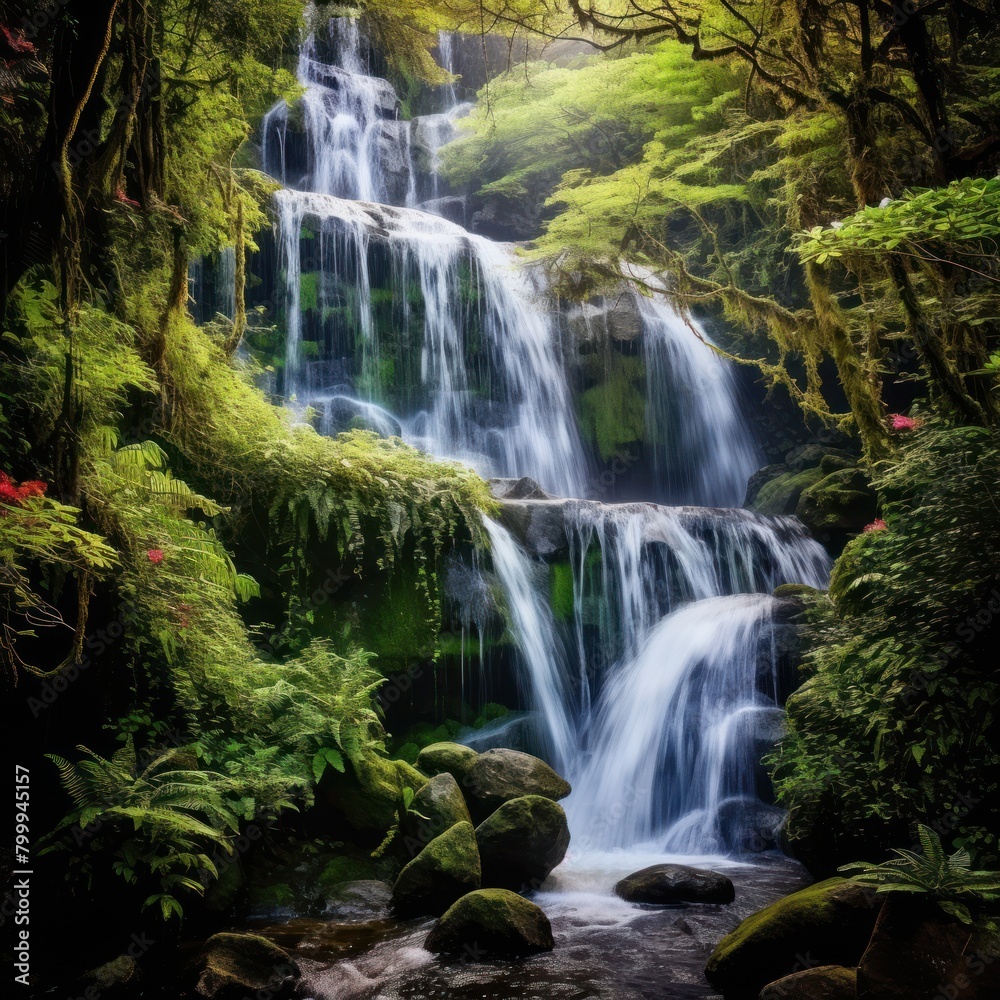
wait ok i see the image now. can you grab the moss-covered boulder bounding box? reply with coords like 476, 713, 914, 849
751, 466, 826, 516
463, 748, 571, 823
321, 755, 427, 835
476, 795, 570, 891
704, 879, 882, 999
795, 467, 877, 549
615, 864, 735, 905
77, 955, 142, 998
417, 742, 478, 783
759, 965, 857, 999
192, 933, 299, 1000
392, 821, 481, 918
857, 895, 1000, 1000
401, 772, 472, 856
424, 889, 554, 960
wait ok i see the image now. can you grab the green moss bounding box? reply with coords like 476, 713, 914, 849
549, 562, 575, 620
299, 271, 320, 312
751, 467, 825, 516
319, 856, 383, 889
393, 820, 481, 917
577, 356, 647, 462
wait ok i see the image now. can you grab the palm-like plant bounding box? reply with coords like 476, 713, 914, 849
839, 824, 1000, 924
41, 739, 239, 921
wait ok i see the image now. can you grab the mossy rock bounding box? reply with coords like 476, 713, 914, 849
772, 583, 822, 600
401, 772, 473, 855
476, 795, 570, 891
751, 467, 825, 516
704, 878, 882, 999
319, 855, 384, 890
759, 965, 857, 999
78, 955, 142, 998
417, 741, 478, 782
463, 748, 572, 824
193, 933, 299, 1000
796, 467, 877, 543
392, 821, 481, 918
424, 889, 554, 959
322, 755, 428, 834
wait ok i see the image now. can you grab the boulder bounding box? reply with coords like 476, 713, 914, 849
476, 795, 570, 891
704, 879, 882, 999
401, 772, 473, 855
795, 467, 877, 549
392, 820, 481, 918
750, 466, 825, 516
425, 889, 554, 959
78, 955, 142, 998
717, 797, 788, 854
193, 933, 299, 1000
759, 965, 857, 999
417, 741, 478, 783
323, 879, 392, 921
377, 119, 413, 205
857, 894, 1000, 1000
321, 755, 427, 835
496, 498, 570, 559
463, 748, 572, 823
489, 477, 553, 501
615, 864, 735, 905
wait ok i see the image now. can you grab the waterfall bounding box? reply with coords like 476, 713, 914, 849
257, 14, 836, 859
639, 296, 762, 507
483, 499, 829, 852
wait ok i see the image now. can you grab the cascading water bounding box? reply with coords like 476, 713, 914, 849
639, 295, 762, 507
250, 16, 837, 999
261, 2, 830, 867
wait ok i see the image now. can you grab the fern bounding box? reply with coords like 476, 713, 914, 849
840, 824, 1000, 924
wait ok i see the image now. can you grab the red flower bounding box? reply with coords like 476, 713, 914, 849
863, 518, 888, 533
889, 413, 921, 432
15, 480, 46, 500
0, 470, 48, 507
147, 548, 165, 564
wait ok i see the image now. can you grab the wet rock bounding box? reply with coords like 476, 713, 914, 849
717, 798, 788, 854
489, 477, 553, 501
495, 498, 570, 559
425, 888, 554, 959
376, 120, 413, 205
419, 195, 467, 226
401, 772, 472, 849
417, 741, 478, 783
476, 794, 570, 891
78, 955, 142, 998
323, 879, 392, 921
857, 894, 1000, 1000
564, 293, 644, 345
313, 395, 401, 438
759, 965, 857, 999
704, 878, 883, 999
615, 864, 735, 905
193, 933, 299, 1000
392, 820, 481, 918
463, 748, 572, 823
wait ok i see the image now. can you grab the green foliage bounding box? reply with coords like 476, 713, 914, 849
840, 825, 1000, 924
40, 739, 240, 922
770, 420, 1000, 863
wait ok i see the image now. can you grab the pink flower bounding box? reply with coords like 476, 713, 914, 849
889, 413, 921, 432
863, 518, 888, 533
147, 548, 164, 564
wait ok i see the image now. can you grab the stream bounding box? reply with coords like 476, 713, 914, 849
236, 9, 832, 996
